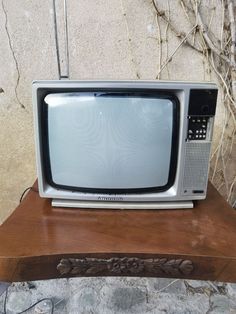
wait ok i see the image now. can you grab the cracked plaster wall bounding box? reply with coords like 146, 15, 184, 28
0, 0, 224, 222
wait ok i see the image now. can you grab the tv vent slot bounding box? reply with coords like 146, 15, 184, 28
182, 142, 211, 195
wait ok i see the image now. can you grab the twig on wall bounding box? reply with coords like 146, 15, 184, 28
152, 0, 202, 53
210, 53, 236, 114
164, 0, 170, 79
120, 0, 140, 79
226, 0, 236, 72
196, 5, 236, 69
228, 176, 236, 202
180, 0, 191, 23
156, 25, 197, 78
220, 0, 225, 51
155, 13, 162, 79
151, 0, 236, 205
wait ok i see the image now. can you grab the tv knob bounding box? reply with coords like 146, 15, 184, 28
201, 105, 209, 114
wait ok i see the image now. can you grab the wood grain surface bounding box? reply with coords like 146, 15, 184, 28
0, 181, 236, 282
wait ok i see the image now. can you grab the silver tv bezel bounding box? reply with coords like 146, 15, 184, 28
33, 80, 217, 207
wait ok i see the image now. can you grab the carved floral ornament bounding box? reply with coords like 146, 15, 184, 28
57, 257, 194, 276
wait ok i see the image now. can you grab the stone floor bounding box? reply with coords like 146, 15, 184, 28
0, 278, 236, 314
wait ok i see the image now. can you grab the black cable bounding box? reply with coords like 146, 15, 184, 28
19, 187, 38, 203
13, 188, 54, 312
3, 287, 54, 314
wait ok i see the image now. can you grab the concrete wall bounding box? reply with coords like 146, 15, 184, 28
0, 0, 223, 223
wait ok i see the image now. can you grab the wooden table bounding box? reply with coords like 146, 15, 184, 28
0, 181, 236, 283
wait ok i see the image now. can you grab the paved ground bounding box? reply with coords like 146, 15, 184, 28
0, 278, 236, 313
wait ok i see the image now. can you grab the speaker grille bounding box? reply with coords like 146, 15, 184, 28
182, 142, 211, 194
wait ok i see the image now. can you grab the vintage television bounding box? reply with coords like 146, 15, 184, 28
33, 80, 218, 209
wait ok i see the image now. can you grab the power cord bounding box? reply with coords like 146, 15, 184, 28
19, 187, 38, 203
3, 287, 54, 314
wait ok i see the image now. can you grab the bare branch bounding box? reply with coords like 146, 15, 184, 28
180, 0, 192, 23
227, 176, 236, 202
120, 0, 140, 79
151, 0, 203, 53
227, 0, 236, 60
220, 0, 225, 50
227, 0, 236, 81
151, 0, 236, 203
210, 52, 236, 113
155, 13, 162, 79
156, 25, 198, 78
164, 0, 170, 79
196, 5, 236, 69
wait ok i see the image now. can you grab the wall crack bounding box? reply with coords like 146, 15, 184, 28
1, 0, 25, 109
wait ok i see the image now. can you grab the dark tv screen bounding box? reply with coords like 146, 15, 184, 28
43, 92, 178, 193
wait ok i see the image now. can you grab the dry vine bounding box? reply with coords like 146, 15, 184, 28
152, 0, 236, 206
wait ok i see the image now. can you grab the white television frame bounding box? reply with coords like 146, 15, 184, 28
33, 80, 217, 209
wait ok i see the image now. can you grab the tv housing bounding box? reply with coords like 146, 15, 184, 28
33, 80, 218, 209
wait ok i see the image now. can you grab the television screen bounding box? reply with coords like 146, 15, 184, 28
43, 92, 178, 192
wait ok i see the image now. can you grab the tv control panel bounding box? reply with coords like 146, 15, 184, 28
187, 116, 208, 140
187, 89, 217, 141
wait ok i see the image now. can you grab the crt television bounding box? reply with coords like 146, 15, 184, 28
33, 80, 218, 209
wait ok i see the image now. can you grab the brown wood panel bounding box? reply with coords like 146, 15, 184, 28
0, 181, 236, 282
